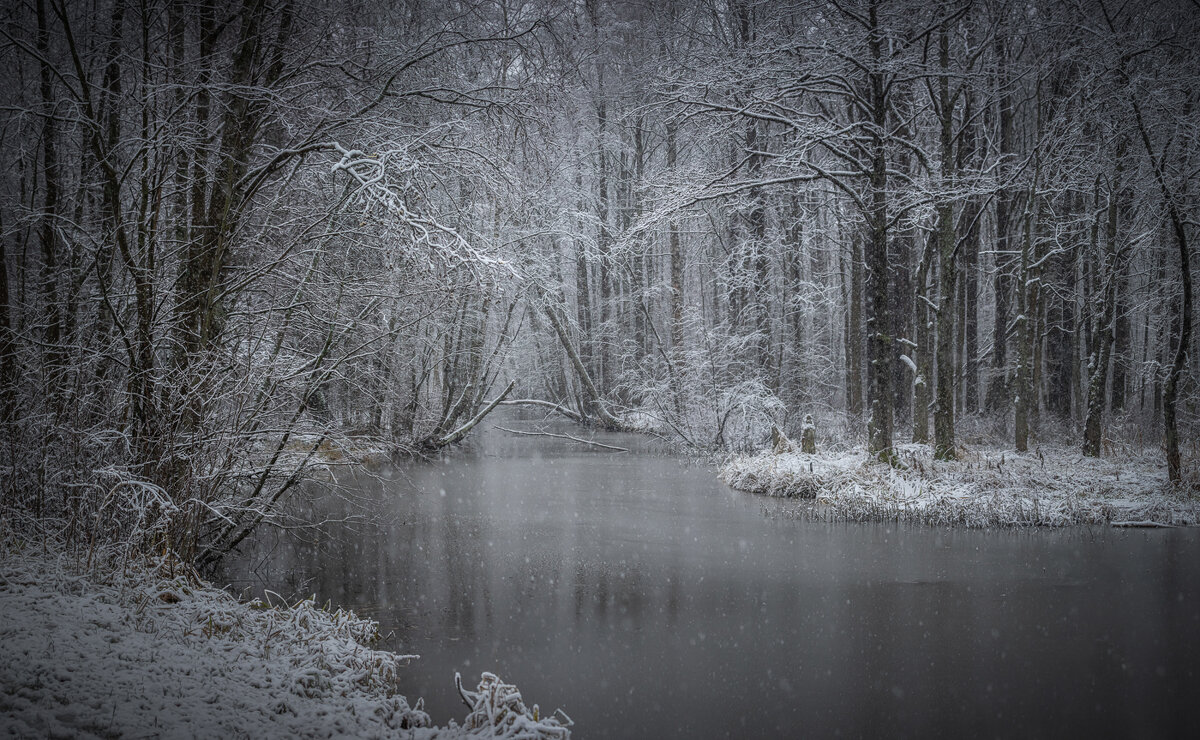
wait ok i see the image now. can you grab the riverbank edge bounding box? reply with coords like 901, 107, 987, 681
721, 444, 1200, 527
0, 546, 571, 739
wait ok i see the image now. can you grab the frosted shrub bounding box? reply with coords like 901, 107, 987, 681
454, 671, 573, 739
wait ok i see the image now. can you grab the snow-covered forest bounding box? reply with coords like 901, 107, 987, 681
1, 0, 1198, 735
2, 0, 1195, 559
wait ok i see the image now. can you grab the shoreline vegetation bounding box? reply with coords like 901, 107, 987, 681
0, 548, 572, 739
297, 420, 1200, 531
722, 442, 1200, 528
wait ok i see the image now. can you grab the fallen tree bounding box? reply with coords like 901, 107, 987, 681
497, 399, 584, 423
492, 426, 629, 452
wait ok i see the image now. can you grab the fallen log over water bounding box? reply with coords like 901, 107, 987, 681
497, 398, 584, 423
493, 425, 629, 452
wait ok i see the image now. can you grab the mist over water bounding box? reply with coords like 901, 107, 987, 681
220, 419, 1200, 738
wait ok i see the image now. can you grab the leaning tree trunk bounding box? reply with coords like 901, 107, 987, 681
1161, 225, 1191, 484
1130, 114, 1191, 482
539, 290, 623, 431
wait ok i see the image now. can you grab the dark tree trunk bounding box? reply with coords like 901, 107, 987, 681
986, 31, 1015, 414
891, 227, 913, 427
1083, 149, 1127, 456
1110, 269, 1130, 414
864, 0, 893, 461
1014, 191, 1041, 453
0, 225, 13, 425
847, 235, 864, 417
912, 237, 932, 444
1130, 104, 1192, 482
631, 117, 648, 358
933, 24, 957, 461
665, 120, 686, 417
35, 0, 63, 389
745, 118, 770, 375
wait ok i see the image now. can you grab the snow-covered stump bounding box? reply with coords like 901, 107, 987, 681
801, 414, 817, 454
770, 424, 797, 454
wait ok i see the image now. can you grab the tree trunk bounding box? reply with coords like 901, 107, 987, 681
933, 24, 957, 461
1013, 191, 1039, 453
35, 0, 63, 391
1083, 143, 1126, 457
986, 31, 1015, 414
0, 223, 14, 425
847, 235, 864, 417
1130, 100, 1191, 482
744, 116, 770, 375
959, 83, 981, 417
1110, 265, 1130, 414
667, 120, 685, 413
912, 237, 932, 444
540, 292, 622, 430
864, 0, 893, 462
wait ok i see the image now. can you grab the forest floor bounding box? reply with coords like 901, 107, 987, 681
722, 443, 1200, 527
0, 548, 570, 739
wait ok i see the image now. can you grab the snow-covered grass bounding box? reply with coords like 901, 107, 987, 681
721, 444, 1200, 527
0, 547, 571, 739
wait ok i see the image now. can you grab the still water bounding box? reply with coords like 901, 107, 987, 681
218, 419, 1200, 738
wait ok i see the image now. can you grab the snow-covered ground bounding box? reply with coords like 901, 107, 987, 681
0, 550, 571, 739
722, 444, 1200, 527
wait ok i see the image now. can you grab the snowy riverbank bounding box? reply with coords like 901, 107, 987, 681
0, 549, 570, 739
722, 444, 1200, 527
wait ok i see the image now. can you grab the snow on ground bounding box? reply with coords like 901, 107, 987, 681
722, 444, 1200, 527
0, 549, 571, 739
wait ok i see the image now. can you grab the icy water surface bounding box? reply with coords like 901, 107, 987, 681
219, 420, 1200, 738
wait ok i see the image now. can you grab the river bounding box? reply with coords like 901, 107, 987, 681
218, 418, 1200, 738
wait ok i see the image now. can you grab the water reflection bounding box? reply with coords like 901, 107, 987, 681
219, 421, 1200, 738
